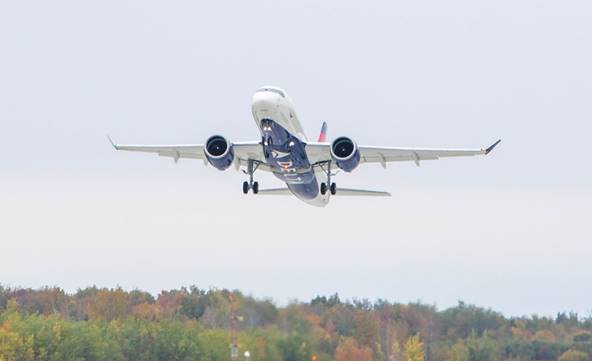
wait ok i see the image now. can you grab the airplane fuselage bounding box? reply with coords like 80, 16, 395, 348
251, 87, 329, 207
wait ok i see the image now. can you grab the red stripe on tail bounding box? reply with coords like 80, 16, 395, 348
317, 121, 328, 142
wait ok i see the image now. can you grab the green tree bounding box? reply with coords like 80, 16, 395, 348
466, 332, 497, 361
448, 340, 468, 361
278, 334, 311, 361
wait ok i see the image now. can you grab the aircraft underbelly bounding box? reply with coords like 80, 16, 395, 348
253, 95, 329, 206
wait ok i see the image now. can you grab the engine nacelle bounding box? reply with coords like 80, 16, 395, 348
204, 135, 234, 170
330, 136, 360, 172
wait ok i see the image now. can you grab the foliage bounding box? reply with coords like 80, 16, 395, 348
404, 334, 424, 361
0, 286, 591, 361
466, 332, 498, 361
559, 349, 589, 361
334, 337, 373, 361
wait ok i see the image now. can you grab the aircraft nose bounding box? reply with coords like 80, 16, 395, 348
252, 90, 281, 109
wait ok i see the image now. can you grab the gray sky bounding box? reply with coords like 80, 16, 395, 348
1, 0, 591, 317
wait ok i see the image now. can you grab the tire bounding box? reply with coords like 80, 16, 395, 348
330, 182, 337, 195
252, 181, 259, 194
320, 182, 327, 195
243, 181, 249, 194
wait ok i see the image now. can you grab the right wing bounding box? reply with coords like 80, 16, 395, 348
108, 137, 269, 170
306, 139, 501, 167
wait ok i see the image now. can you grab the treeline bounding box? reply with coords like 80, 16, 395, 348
1, 286, 591, 361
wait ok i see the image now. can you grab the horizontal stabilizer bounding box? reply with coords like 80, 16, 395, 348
257, 188, 292, 195
257, 188, 391, 196
335, 188, 391, 197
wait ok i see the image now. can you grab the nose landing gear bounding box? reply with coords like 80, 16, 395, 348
242, 160, 261, 194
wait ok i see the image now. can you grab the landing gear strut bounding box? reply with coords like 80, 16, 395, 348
318, 160, 337, 195
242, 160, 260, 194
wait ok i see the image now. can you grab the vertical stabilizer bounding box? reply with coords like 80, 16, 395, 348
317, 121, 328, 142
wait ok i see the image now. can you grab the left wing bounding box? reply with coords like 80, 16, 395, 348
306, 139, 501, 167
108, 137, 268, 170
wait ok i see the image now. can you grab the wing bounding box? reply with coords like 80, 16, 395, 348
108, 137, 269, 171
306, 139, 501, 167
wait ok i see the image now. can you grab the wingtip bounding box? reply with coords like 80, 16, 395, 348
485, 139, 501, 155
106, 135, 118, 150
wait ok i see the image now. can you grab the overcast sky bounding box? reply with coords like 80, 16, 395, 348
1, 0, 591, 317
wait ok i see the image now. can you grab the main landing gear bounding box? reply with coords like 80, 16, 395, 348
242, 160, 260, 194
320, 182, 336, 195
243, 181, 259, 194
318, 160, 337, 195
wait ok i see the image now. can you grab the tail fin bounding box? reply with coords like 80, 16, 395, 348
317, 121, 328, 142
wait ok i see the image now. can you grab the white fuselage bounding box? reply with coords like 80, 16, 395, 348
251, 87, 329, 207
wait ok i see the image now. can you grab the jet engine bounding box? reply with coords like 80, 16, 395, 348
204, 135, 234, 170
330, 136, 360, 172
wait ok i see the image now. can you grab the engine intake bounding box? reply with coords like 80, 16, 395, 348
204, 135, 234, 170
330, 136, 360, 172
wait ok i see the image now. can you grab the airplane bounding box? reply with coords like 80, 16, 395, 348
109, 86, 500, 207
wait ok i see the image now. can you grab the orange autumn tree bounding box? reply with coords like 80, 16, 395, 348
85, 288, 130, 321
334, 337, 373, 361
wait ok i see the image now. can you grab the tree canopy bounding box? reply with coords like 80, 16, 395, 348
0, 286, 591, 361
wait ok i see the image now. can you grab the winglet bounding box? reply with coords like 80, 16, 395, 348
317, 121, 328, 142
107, 135, 118, 150
485, 139, 501, 155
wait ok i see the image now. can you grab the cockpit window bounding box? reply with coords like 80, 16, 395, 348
258, 87, 286, 98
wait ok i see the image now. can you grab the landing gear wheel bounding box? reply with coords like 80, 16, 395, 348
320, 182, 327, 195
243, 160, 262, 194
330, 182, 337, 195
